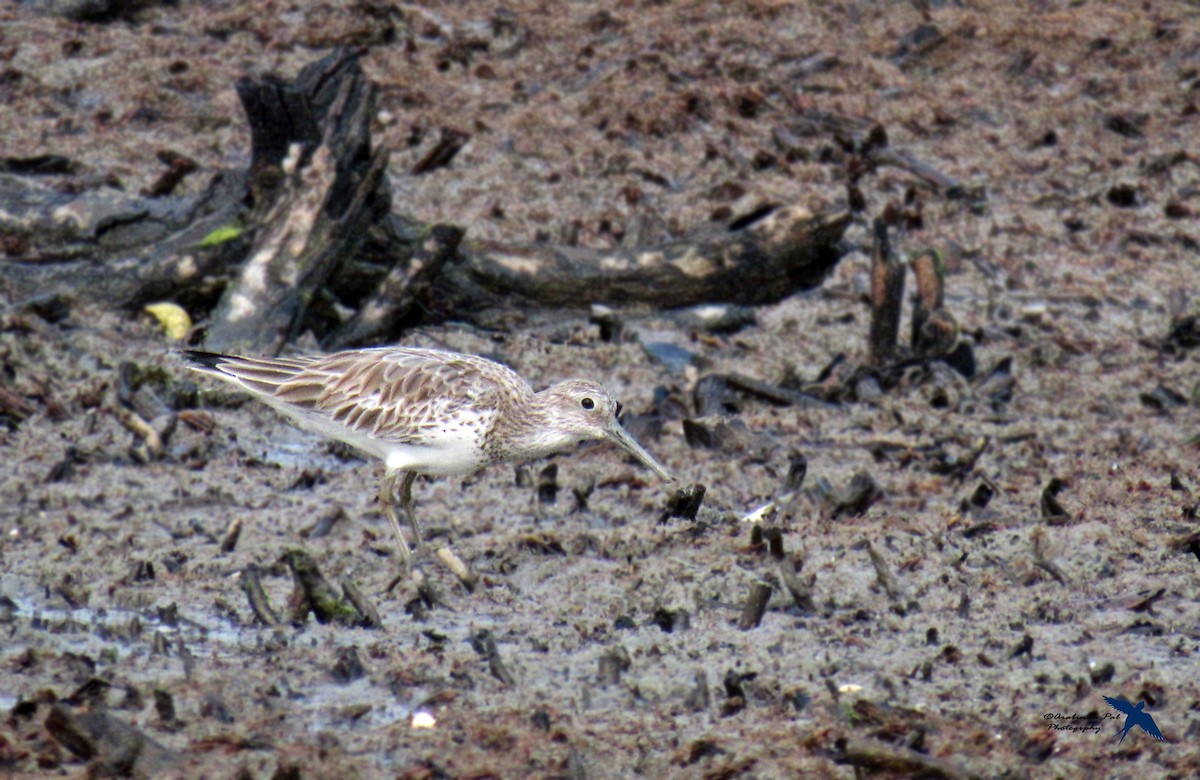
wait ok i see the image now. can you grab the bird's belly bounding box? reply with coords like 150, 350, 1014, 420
383, 435, 487, 476
267, 399, 488, 476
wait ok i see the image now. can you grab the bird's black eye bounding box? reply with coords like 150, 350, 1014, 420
581, 397, 595, 410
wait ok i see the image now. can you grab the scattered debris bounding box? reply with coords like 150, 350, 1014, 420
660, 483, 706, 523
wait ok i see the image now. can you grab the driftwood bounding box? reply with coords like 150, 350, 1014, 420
203, 52, 391, 354
0, 47, 854, 354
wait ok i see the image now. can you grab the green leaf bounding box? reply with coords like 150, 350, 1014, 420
198, 224, 244, 247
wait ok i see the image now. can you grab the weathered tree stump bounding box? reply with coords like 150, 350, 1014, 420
204, 49, 391, 354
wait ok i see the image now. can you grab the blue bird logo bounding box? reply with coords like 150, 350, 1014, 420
1103, 696, 1165, 745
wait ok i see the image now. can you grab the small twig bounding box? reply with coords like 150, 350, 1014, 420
0, 386, 36, 421
471, 630, 516, 686
1128, 588, 1167, 614
411, 128, 470, 175
724, 372, 837, 409
1030, 527, 1068, 585
866, 541, 905, 601
116, 407, 163, 459
435, 546, 478, 593
240, 565, 282, 627
780, 555, 818, 614
873, 148, 965, 193
219, 518, 242, 553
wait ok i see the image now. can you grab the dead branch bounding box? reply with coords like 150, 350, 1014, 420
0, 49, 853, 352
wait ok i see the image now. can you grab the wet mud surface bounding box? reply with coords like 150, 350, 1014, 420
2, 1, 1199, 777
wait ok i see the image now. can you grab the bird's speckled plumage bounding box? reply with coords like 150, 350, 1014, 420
182, 346, 671, 569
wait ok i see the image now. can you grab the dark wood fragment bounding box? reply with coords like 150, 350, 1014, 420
832, 736, 970, 780
537, 463, 559, 505
322, 222, 462, 349
154, 689, 180, 731
1039, 478, 1070, 523
571, 481, 593, 513
142, 150, 199, 198
470, 630, 516, 687
1030, 527, 1069, 585
411, 127, 470, 175
44, 705, 98, 761
785, 453, 808, 491
44, 705, 180, 775
725, 372, 836, 409
341, 577, 383, 628
763, 527, 785, 560
597, 646, 631, 686
1163, 311, 1200, 353
1010, 633, 1034, 658
0, 154, 77, 175
1171, 532, 1200, 563
1128, 588, 1166, 614
693, 374, 732, 417
867, 219, 905, 366
1089, 662, 1115, 685
684, 669, 710, 712
434, 205, 851, 324
659, 483, 706, 523
64, 678, 111, 708
330, 646, 367, 684
282, 549, 362, 627
649, 607, 689, 633
720, 669, 756, 716
738, 579, 773, 630
240, 564, 282, 628
0, 385, 36, 422
301, 507, 347, 540
588, 304, 625, 342
961, 481, 996, 514
829, 472, 883, 518
780, 555, 818, 614
866, 541, 905, 601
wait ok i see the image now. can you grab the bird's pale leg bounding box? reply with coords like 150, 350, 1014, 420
378, 470, 413, 571
398, 471, 426, 558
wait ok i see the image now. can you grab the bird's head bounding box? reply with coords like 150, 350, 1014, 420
536, 379, 671, 481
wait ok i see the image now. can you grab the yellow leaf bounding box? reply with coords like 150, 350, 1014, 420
143, 302, 192, 340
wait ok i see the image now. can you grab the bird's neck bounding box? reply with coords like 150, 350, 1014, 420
489, 391, 576, 461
